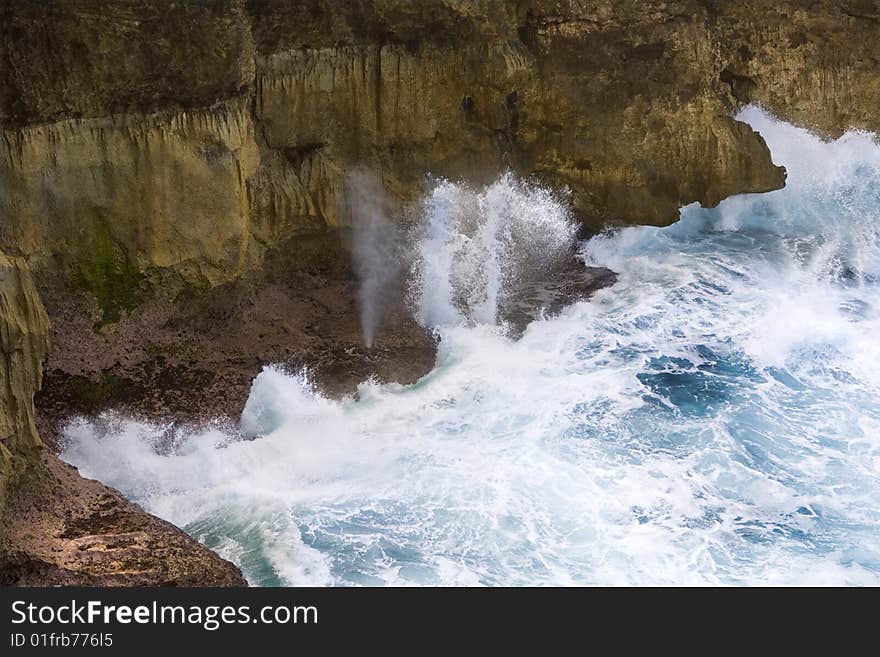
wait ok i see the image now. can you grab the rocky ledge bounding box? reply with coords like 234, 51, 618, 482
35, 270, 440, 441
0, 452, 245, 586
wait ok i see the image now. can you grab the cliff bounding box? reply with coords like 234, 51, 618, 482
713, 0, 880, 138
2, 1, 877, 309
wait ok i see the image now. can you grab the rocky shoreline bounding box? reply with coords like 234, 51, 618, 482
0, 452, 246, 586
34, 271, 439, 446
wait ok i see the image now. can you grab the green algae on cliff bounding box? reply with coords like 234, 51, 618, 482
69, 216, 144, 327
3, 0, 878, 305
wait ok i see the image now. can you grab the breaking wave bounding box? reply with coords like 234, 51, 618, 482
61, 107, 880, 585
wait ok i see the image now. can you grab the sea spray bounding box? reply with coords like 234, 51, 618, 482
345, 171, 403, 348
348, 171, 580, 339
718, 106, 880, 284
409, 174, 577, 328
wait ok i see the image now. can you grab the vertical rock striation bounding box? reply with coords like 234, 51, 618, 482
0, 0, 878, 584
713, 0, 880, 137
0, 250, 48, 513
2, 1, 877, 298
1, 98, 260, 296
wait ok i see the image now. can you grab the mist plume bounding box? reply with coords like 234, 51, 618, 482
344, 171, 403, 348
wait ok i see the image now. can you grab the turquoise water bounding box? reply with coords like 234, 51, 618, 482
61, 108, 880, 585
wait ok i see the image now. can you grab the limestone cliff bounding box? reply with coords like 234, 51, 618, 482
0, 0, 260, 310
2, 0, 876, 315
713, 0, 880, 138
247, 0, 787, 234
0, 250, 48, 513
0, 0, 877, 585
0, 250, 246, 585
1, 98, 260, 302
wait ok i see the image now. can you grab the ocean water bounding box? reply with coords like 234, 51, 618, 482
60, 107, 880, 586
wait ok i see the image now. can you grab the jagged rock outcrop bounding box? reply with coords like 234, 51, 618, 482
0, 250, 48, 512
1, 452, 247, 586
248, 1, 786, 233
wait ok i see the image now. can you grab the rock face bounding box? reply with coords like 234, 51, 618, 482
0, 0, 253, 125
714, 0, 880, 138
1, 0, 876, 310
246, 0, 786, 231
0, 0, 259, 303
0, 0, 878, 585
1, 99, 260, 306
0, 250, 48, 512
1, 452, 246, 586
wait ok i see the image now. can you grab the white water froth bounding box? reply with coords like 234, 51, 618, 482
411, 173, 576, 328
61, 108, 880, 585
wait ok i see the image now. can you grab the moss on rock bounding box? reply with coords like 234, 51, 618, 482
69, 217, 144, 327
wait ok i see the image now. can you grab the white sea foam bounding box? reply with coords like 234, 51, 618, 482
410, 173, 576, 328
61, 108, 880, 585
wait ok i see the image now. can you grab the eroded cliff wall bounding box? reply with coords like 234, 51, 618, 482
714, 0, 880, 138
246, 0, 788, 234
0, 0, 876, 585
0, 250, 48, 513
1, 0, 876, 319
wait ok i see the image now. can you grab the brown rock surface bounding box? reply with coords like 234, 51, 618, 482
713, 0, 880, 138
35, 270, 441, 443
0, 250, 48, 512
0, 452, 246, 586
0, 0, 254, 126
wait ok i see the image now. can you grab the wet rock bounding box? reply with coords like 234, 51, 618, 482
502, 259, 617, 336
34, 271, 440, 442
